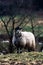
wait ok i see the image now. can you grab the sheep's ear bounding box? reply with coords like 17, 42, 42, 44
15, 27, 22, 31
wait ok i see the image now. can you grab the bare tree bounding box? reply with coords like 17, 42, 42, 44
1, 15, 29, 53
1, 16, 15, 53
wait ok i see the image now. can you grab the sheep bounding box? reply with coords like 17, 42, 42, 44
12, 30, 36, 53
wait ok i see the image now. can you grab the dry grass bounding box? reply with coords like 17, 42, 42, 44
0, 52, 43, 61
0, 52, 43, 65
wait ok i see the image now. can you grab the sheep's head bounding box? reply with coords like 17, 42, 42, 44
15, 30, 22, 38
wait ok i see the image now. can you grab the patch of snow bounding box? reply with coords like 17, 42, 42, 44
2, 40, 9, 43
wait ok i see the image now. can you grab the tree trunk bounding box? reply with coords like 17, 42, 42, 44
8, 38, 14, 53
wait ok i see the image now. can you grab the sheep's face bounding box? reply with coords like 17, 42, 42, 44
15, 30, 22, 38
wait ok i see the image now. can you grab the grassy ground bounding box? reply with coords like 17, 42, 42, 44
0, 52, 43, 65
0, 52, 43, 61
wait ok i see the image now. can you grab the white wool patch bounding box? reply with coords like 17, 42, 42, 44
12, 31, 35, 50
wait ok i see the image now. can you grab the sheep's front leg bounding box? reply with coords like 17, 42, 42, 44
17, 47, 22, 53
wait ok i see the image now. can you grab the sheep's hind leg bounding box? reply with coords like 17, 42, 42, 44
28, 48, 31, 52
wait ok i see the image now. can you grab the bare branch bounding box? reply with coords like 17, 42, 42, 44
36, 31, 43, 38
14, 17, 23, 24
7, 17, 11, 26
17, 15, 28, 27
10, 18, 15, 38
34, 23, 39, 27
1, 17, 10, 38
21, 17, 31, 28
